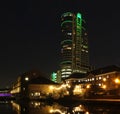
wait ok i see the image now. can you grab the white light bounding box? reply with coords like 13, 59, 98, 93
25, 77, 29, 81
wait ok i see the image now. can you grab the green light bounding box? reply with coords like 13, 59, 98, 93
51, 72, 57, 82
60, 61, 72, 65
61, 40, 72, 45
61, 20, 72, 26
61, 12, 73, 18
77, 13, 81, 18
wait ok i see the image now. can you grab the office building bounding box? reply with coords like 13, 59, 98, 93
60, 12, 89, 80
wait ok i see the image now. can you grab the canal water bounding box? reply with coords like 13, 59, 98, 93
0, 100, 120, 114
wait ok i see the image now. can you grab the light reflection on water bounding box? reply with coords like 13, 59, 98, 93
0, 100, 120, 114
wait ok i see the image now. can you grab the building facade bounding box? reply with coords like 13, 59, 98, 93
60, 12, 89, 80
65, 65, 120, 96
10, 70, 65, 100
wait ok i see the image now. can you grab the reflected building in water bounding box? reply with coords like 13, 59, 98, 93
10, 100, 120, 114
10, 101, 89, 114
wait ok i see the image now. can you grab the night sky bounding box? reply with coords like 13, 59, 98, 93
0, 0, 119, 88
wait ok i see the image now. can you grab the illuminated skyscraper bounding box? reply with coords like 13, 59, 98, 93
60, 12, 89, 80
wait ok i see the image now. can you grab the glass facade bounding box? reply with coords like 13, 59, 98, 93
60, 12, 89, 80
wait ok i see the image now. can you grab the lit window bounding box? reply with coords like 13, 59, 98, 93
61, 69, 65, 71
67, 81, 69, 83
103, 78, 106, 81
67, 47, 71, 50
99, 77, 102, 80
66, 69, 72, 71
102, 85, 106, 89
67, 33, 72, 35
23, 88, 25, 91
115, 78, 120, 84
86, 85, 90, 89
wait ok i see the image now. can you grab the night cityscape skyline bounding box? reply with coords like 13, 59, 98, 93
0, 0, 119, 88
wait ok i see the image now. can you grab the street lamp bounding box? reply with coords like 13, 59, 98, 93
25, 77, 29, 81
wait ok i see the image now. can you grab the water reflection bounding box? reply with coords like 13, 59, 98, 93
10, 100, 120, 114
11, 101, 68, 114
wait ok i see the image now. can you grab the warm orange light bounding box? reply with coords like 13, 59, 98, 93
102, 85, 106, 89
86, 85, 90, 89
85, 112, 90, 114
49, 86, 54, 90
115, 78, 120, 84
103, 78, 106, 81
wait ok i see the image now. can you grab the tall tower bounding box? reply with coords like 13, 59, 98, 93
60, 12, 89, 80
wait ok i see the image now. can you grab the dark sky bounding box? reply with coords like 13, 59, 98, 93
0, 0, 119, 88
